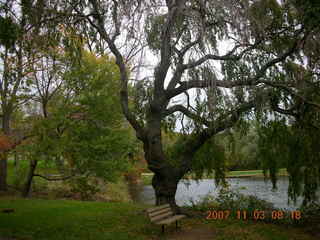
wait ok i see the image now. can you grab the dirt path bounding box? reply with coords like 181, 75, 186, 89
153, 225, 216, 240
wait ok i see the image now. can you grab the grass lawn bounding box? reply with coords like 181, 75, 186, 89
205, 218, 315, 240
0, 198, 316, 240
226, 168, 288, 177
0, 198, 156, 240
141, 169, 288, 185
7, 159, 60, 189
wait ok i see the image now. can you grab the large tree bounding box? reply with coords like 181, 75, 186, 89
0, 0, 34, 191
0, 0, 65, 191
58, 0, 316, 208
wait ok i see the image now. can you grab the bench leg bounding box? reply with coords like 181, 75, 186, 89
162, 225, 165, 234
176, 220, 178, 230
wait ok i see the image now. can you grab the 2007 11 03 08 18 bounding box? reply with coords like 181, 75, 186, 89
206, 210, 301, 220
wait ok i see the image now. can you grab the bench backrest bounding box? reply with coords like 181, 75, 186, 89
146, 204, 174, 223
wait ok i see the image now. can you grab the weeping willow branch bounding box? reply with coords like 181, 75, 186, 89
261, 81, 320, 110
178, 99, 257, 174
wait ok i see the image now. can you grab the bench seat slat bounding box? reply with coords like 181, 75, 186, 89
146, 204, 170, 213
155, 214, 186, 225
148, 207, 172, 218
150, 211, 173, 222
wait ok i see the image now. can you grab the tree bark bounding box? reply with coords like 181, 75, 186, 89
143, 116, 184, 211
0, 113, 11, 191
152, 170, 181, 211
22, 159, 38, 197
14, 152, 19, 168
0, 153, 8, 191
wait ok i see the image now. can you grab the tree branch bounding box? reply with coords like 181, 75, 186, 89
164, 104, 211, 126
87, 0, 146, 140
166, 38, 301, 99
261, 81, 320, 110
270, 102, 298, 117
178, 99, 256, 174
33, 173, 76, 181
154, 0, 187, 96
180, 44, 251, 70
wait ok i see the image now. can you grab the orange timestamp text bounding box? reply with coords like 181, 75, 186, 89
206, 210, 301, 220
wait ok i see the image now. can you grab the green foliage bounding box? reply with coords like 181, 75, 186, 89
221, 123, 260, 171
130, 79, 153, 126
297, 202, 320, 226
257, 117, 320, 205
69, 176, 100, 200
249, 0, 283, 31
62, 52, 135, 180
144, 14, 165, 52
188, 187, 275, 214
164, 134, 188, 167
257, 119, 290, 188
192, 137, 226, 185
0, 16, 20, 49
292, 0, 320, 29
216, 188, 274, 212
10, 159, 28, 189
165, 133, 227, 185
20, 51, 136, 184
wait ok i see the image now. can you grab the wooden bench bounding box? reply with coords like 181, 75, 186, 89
146, 204, 186, 233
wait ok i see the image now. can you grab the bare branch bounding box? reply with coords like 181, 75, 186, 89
88, 0, 146, 140
111, 0, 120, 42
174, 37, 201, 58
164, 104, 211, 126
166, 40, 262, 92
166, 38, 301, 99
154, 0, 187, 94
180, 42, 258, 70
271, 102, 298, 117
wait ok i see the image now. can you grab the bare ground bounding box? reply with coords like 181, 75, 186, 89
152, 225, 216, 240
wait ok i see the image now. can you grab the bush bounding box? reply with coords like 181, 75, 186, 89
69, 176, 100, 200
297, 202, 320, 226
11, 163, 28, 190
188, 186, 275, 216
215, 187, 274, 212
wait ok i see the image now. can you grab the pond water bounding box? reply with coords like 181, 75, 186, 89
133, 177, 320, 210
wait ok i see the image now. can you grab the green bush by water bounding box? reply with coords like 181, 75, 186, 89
188, 186, 275, 213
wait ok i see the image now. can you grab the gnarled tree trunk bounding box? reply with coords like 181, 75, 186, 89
22, 159, 38, 197
145, 140, 186, 212
143, 107, 182, 207
152, 170, 181, 209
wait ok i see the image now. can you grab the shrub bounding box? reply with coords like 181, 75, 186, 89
297, 202, 320, 226
187, 186, 275, 218
69, 176, 100, 200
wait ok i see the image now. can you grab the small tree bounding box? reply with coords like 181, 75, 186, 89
0, 0, 60, 191
21, 50, 135, 197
